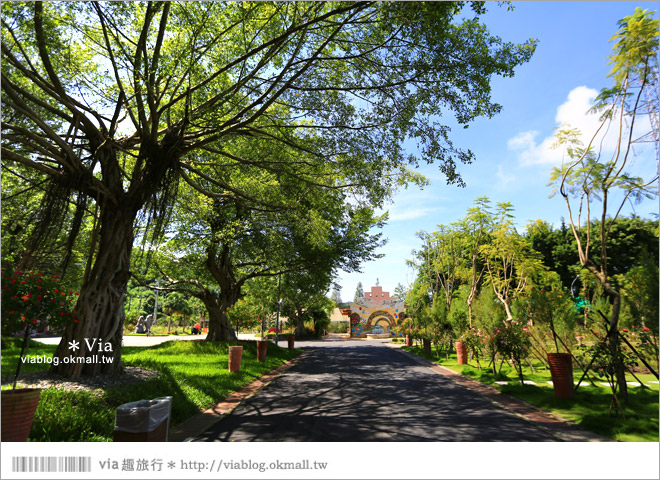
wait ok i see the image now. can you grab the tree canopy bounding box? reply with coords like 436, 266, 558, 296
2, 1, 536, 377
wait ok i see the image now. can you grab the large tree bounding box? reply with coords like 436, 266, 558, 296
149, 159, 385, 341
2, 1, 536, 377
549, 7, 658, 402
280, 269, 335, 337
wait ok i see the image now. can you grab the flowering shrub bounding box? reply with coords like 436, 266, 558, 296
496, 318, 532, 362
494, 318, 532, 382
471, 319, 531, 377
459, 327, 487, 369
1, 264, 78, 336
460, 327, 484, 355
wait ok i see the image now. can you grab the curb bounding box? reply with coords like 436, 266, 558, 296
168, 350, 310, 442
391, 346, 612, 442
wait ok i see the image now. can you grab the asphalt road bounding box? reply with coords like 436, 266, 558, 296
194, 340, 555, 442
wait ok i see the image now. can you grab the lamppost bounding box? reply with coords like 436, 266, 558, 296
570, 274, 580, 297
275, 274, 282, 344
153, 280, 160, 324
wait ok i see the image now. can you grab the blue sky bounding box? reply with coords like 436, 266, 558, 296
336, 1, 659, 300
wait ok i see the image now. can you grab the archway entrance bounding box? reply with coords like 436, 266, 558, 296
366, 310, 396, 333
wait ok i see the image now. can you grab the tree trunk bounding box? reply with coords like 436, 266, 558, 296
502, 300, 513, 321
294, 307, 305, 337
606, 288, 628, 403
586, 264, 628, 403
202, 293, 237, 342
467, 300, 474, 329
51, 202, 136, 378
204, 243, 243, 341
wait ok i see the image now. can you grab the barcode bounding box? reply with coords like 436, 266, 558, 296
12, 456, 91, 473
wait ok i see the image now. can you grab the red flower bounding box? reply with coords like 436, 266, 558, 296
642, 326, 650, 332
622, 328, 629, 333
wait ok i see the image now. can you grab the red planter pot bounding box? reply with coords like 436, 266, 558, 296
287, 335, 295, 349
548, 352, 574, 400
1, 388, 41, 441
455, 341, 467, 365
257, 340, 268, 362
228, 346, 243, 373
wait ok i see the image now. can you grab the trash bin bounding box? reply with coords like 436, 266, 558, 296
114, 396, 172, 442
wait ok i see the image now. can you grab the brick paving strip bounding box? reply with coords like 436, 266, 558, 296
168, 351, 310, 442
392, 346, 612, 442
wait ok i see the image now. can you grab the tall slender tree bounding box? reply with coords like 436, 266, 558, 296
549, 7, 658, 402
480, 202, 544, 321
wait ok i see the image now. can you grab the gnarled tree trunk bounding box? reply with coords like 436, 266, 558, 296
51, 200, 137, 377
201, 290, 237, 342
204, 242, 243, 341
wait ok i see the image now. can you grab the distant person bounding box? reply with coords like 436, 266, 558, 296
192, 322, 202, 335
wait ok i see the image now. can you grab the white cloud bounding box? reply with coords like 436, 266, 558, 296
496, 164, 516, 186
507, 130, 539, 150
508, 86, 603, 167
377, 186, 447, 222
387, 207, 435, 222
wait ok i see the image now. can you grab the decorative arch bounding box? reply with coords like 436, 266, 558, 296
366, 310, 396, 329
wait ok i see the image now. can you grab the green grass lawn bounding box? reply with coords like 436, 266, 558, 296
1, 337, 300, 441
403, 344, 659, 442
